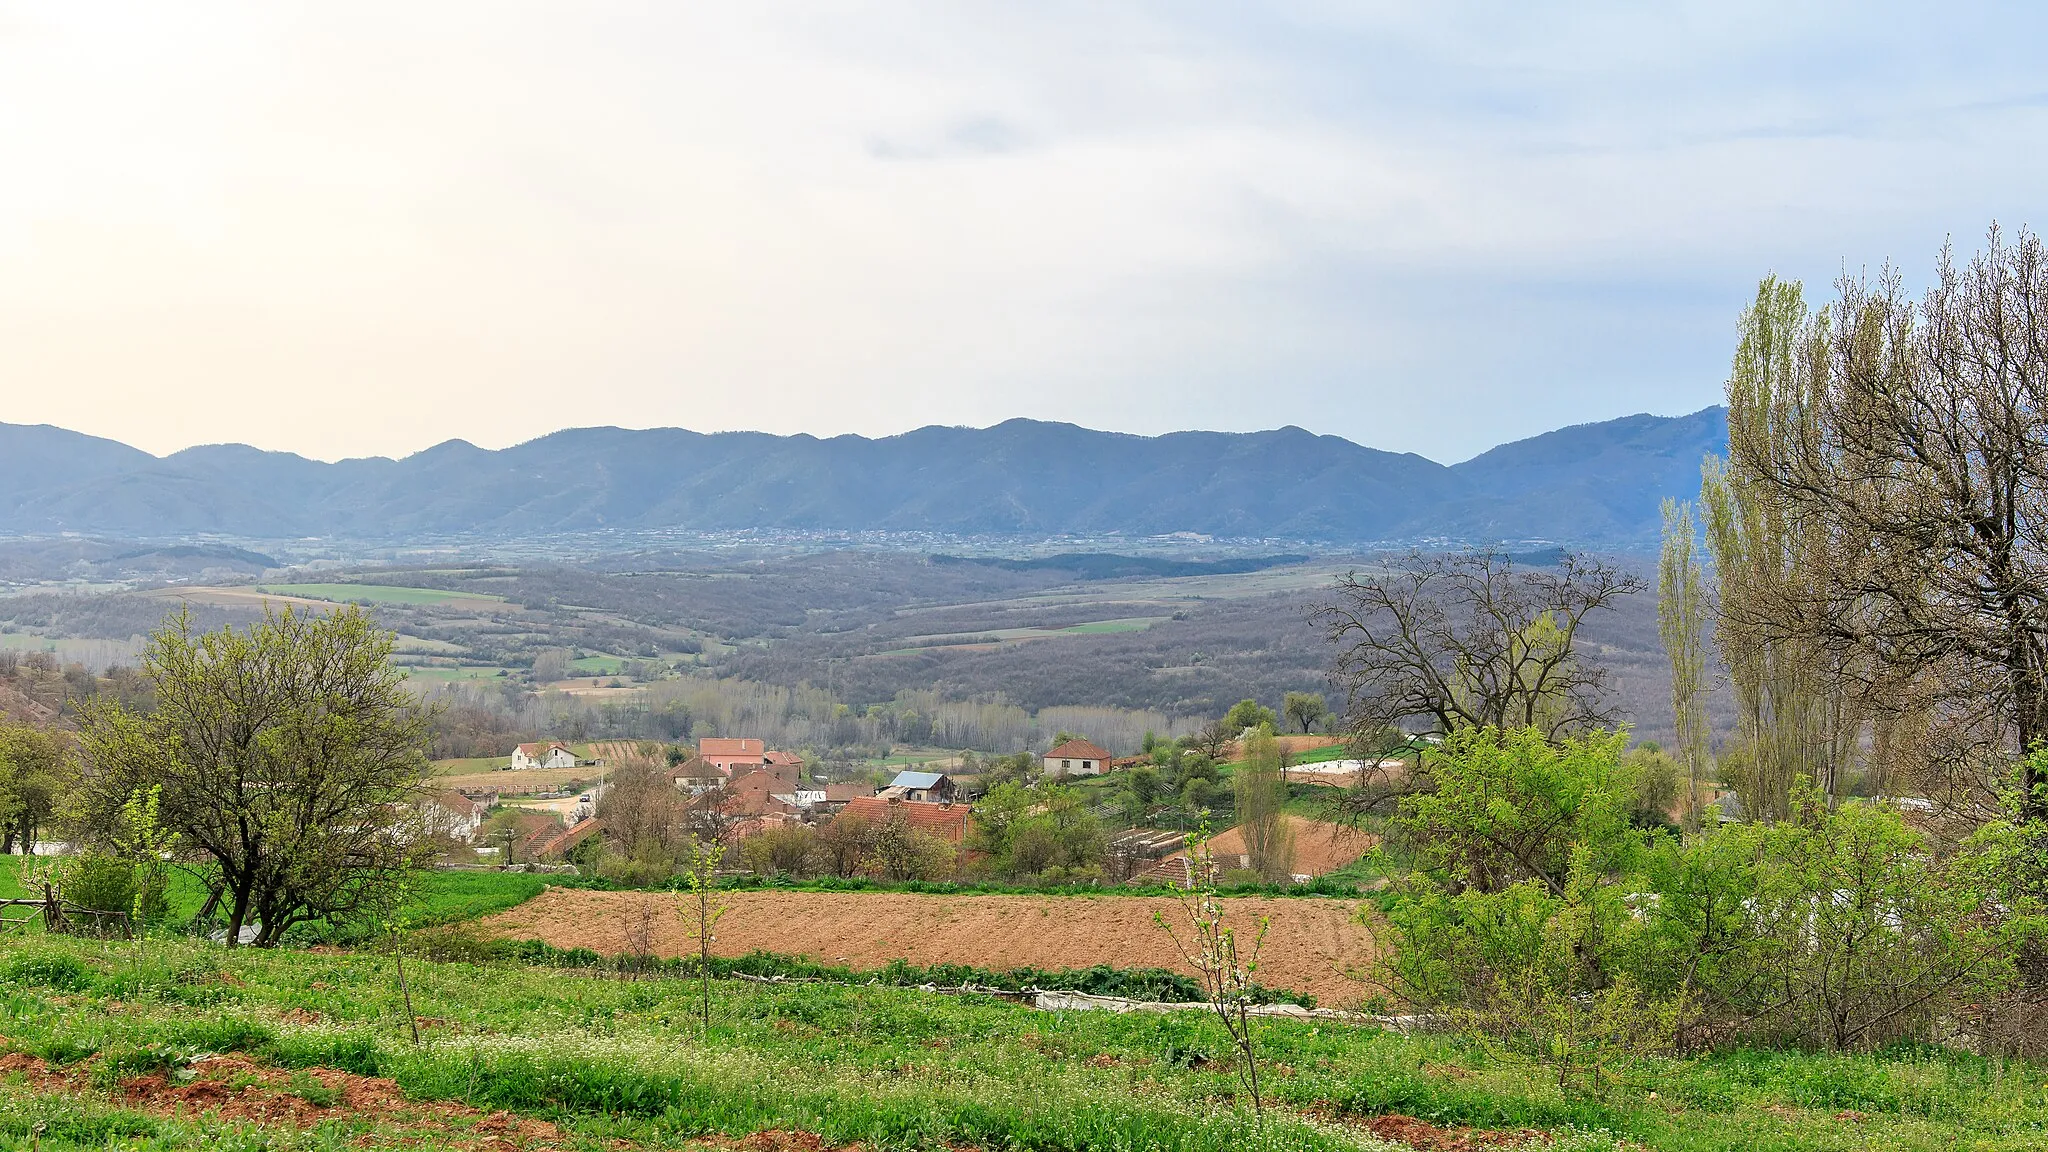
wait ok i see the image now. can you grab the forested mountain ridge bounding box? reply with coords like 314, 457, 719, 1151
0, 408, 1727, 544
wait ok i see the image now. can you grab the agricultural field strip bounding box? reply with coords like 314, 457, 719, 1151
256, 583, 509, 606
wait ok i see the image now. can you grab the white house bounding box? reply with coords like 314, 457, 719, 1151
1043, 738, 1111, 777
512, 741, 577, 770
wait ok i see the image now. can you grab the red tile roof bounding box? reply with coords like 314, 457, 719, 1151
836, 796, 971, 845
1046, 738, 1111, 762
533, 817, 604, 860
699, 738, 765, 758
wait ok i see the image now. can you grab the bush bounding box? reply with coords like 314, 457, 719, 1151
1382, 726, 2022, 1074
61, 853, 136, 917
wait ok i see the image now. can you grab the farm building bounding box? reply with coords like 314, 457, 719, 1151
836, 795, 971, 846
512, 741, 577, 770
1043, 738, 1111, 777
883, 770, 956, 803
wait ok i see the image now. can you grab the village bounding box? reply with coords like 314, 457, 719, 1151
424, 729, 1379, 889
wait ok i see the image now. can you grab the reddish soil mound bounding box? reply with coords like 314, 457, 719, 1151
481, 888, 1379, 1006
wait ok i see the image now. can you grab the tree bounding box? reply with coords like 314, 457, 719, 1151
967, 781, 1034, 862
1223, 699, 1278, 736
738, 824, 815, 877
1658, 499, 1712, 830
1154, 830, 1271, 1120
865, 811, 955, 881
1701, 276, 1851, 820
1319, 552, 1640, 817
1282, 692, 1328, 735
0, 722, 69, 855
677, 837, 728, 1030
1718, 231, 2048, 822
817, 813, 877, 878
75, 607, 434, 947
1234, 726, 1295, 882
1321, 553, 1641, 743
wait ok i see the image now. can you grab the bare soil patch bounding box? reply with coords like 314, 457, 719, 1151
1189, 815, 1377, 878
481, 888, 1379, 1006
0, 1049, 565, 1148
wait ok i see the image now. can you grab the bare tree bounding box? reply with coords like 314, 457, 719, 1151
1321, 552, 1640, 735
1726, 228, 2048, 823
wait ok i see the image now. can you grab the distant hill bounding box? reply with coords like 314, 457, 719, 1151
0, 409, 1729, 545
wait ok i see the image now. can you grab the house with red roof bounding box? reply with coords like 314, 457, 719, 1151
1043, 737, 1112, 777
835, 795, 972, 846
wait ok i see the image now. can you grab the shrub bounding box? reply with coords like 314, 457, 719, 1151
61, 853, 137, 917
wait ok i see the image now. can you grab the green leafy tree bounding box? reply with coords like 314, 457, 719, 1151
75, 606, 434, 947
967, 781, 1034, 861
1223, 699, 1278, 736
1234, 726, 1295, 882
0, 722, 70, 855
1283, 692, 1328, 734
1658, 498, 1712, 829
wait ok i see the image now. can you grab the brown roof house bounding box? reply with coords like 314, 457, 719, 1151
1043, 738, 1112, 778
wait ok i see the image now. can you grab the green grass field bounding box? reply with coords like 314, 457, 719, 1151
256, 584, 508, 607
0, 864, 541, 941
568, 655, 628, 675
1, 933, 2043, 1151
399, 666, 512, 684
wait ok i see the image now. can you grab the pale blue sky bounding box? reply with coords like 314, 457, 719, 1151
1, 2, 2041, 462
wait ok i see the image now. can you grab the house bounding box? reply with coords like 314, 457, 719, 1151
686, 770, 802, 840
762, 749, 806, 785
835, 795, 971, 847
665, 756, 728, 795
698, 737, 767, 774
512, 741, 577, 771
812, 781, 870, 815
422, 790, 488, 843
1043, 738, 1112, 777
886, 770, 956, 803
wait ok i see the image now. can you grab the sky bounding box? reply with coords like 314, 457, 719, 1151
2, 2, 2044, 465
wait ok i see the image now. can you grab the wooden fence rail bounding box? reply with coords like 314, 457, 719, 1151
0, 896, 132, 938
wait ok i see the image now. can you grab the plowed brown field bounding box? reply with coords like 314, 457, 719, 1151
480, 888, 1380, 1006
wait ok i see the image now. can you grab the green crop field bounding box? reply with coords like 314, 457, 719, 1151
257, 584, 508, 607
0, 933, 2042, 1151
569, 655, 628, 675
0, 865, 541, 942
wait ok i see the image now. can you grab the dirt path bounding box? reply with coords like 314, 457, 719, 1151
481, 888, 1380, 1006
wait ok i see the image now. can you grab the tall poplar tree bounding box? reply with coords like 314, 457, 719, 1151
1658, 498, 1711, 829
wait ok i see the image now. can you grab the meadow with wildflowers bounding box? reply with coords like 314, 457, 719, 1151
0, 934, 2044, 1151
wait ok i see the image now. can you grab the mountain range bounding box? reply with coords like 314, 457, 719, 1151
0, 408, 1728, 546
